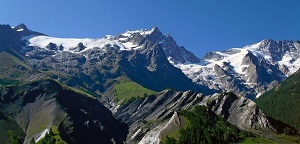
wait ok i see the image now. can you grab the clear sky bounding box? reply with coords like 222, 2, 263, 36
1, 0, 299, 58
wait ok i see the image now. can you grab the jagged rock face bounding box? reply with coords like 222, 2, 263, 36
114, 90, 277, 143
212, 64, 249, 96
257, 39, 300, 61
207, 93, 275, 131
115, 90, 205, 125
115, 90, 206, 143
0, 80, 128, 144
242, 51, 284, 85
149, 27, 201, 64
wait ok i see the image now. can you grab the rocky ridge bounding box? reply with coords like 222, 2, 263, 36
115, 90, 279, 143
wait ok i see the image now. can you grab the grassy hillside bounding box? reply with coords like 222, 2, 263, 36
112, 77, 157, 104
256, 70, 300, 130
238, 134, 300, 144
0, 52, 31, 80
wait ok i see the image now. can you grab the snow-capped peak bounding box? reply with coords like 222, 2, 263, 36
12, 23, 45, 36
169, 39, 300, 98
13, 23, 28, 31
104, 35, 115, 40
13, 23, 30, 32
120, 26, 160, 37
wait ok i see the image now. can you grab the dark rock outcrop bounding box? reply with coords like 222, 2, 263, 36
71, 42, 86, 52
204, 52, 224, 61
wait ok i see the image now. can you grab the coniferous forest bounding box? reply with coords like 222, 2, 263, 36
256, 71, 300, 130
164, 106, 251, 144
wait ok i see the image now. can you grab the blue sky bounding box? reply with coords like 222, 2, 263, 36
1, 0, 299, 58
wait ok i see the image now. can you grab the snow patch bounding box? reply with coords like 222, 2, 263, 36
256, 92, 262, 98
35, 128, 49, 142
17, 28, 24, 32
23, 35, 132, 53
121, 41, 139, 50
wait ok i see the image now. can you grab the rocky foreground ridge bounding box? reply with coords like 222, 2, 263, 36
115, 90, 281, 143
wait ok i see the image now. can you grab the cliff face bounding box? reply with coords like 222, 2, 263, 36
114, 90, 205, 143
207, 93, 275, 131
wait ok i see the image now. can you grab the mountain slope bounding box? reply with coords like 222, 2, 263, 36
0, 79, 128, 143
256, 69, 300, 130
0, 52, 47, 84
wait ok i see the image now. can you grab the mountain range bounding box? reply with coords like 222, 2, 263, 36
0, 23, 299, 143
